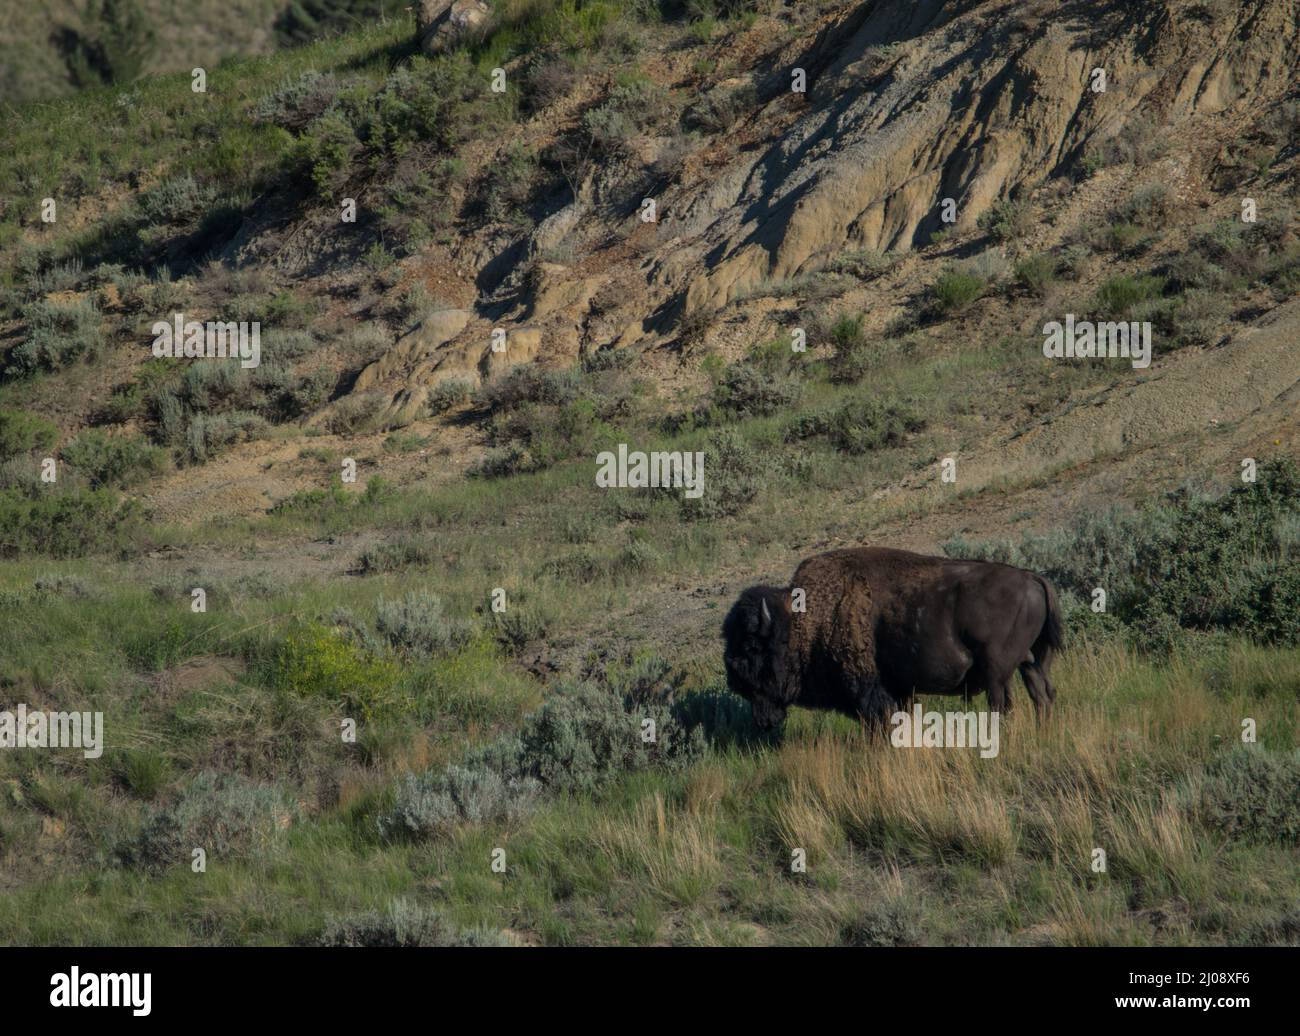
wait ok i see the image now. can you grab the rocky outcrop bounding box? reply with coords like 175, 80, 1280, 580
417, 0, 493, 58
364, 0, 1299, 409
353, 309, 472, 392
665, 0, 1300, 313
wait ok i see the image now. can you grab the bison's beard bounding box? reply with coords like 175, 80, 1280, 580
724, 656, 790, 731
749, 695, 788, 732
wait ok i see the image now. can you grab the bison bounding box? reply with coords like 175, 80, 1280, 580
722, 547, 1062, 733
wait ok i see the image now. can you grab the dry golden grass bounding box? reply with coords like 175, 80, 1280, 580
589, 792, 724, 907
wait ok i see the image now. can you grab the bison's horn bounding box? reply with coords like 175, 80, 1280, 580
759, 597, 772, 630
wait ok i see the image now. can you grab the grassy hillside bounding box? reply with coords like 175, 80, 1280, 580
0, 0, 1297, 946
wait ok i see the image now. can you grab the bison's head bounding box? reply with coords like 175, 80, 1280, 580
722, 586, 794, 732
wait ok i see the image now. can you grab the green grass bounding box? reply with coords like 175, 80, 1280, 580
1, 633, 1296, 945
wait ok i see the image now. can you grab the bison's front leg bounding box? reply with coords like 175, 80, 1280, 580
852, 675, 896, 734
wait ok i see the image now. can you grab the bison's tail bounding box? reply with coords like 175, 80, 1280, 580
1034, 575, 1064, 662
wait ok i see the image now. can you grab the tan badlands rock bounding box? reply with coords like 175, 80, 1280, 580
672, 0, 1300, 314
353, 308, 472, 392
479, 325, 543, 379
374, 0, 1298, 410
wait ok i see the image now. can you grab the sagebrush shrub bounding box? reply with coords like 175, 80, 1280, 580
374, 591, 475, 658
6, 298, 104, 377
472, 674, 707, 797
126, 771, 296, 871
681, 428, 774, 520
378, 660, 708, 840
428, 377, 474, 414
1196, 747, 1300, 846
840, 901, 921, 947
380, 765, 540, 840
317, 899, 510, 947
354, 539, 433, 574
478, 365, 582, 412
137, 174, 216, 226
977, 198, 1030, 242
785, 398, 923, 455
61, 430, 166, 488
945, 459, 1300, 646
707, 361, 801, 420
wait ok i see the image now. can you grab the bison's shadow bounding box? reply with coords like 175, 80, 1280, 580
675, 690, 783, 751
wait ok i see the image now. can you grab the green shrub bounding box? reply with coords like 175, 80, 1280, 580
274, 1, 406, 48
0, 487, 140, 558
126, 771, 296, 871
0, 410, 57, 460
945, 458, 1300, 646
1013, 253, 1057, 296
1096, 221, 1154, 255
491, 606, 550, 652
785, 398, 923, 454
261, 624, 406, 720
929, 266, 986, 314
816, 312, 870, 383
977, 198, 1030, 242
112, 748, 171, 801
61, 430, 166, 488
1196, 747, 1300, 846
1093, 273, 1165, 317
681, 428, 774, 520
59, 0, 156, 88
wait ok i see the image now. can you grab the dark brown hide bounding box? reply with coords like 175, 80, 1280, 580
722, 547, 1062, 732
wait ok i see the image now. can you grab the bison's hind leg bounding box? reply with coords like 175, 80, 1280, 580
1018, 660, 1055, 723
